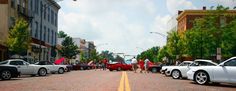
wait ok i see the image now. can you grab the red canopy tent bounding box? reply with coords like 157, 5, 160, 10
54, 57, 65, 65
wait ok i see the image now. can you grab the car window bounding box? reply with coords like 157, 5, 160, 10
10, 61, 24, 65
179, 62, 190, 66
47, 61, 53, 65
0, 61, 8, 64
224, 59, 236, 66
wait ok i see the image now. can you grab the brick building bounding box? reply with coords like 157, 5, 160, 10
177, 7, 236, 35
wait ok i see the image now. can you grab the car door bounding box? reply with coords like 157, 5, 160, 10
179, 62, 191, 77
222, 59, 236, 83
10, 60, 31, 75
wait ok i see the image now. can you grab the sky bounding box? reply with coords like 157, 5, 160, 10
58, 0, 236, 57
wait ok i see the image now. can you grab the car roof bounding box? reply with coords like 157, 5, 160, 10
194, 59, 212, 62
182, 61, 193, 63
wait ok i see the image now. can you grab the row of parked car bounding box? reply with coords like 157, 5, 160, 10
106, 61, 163, 73
0, 59, 71, 80
160, 57, 236, 85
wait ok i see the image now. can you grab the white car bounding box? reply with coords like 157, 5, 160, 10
162, 61, 193, 76
1, 59, 50, 76
35, 61, 67, 74
171, 59, 218, 79
187, 57, 236, 85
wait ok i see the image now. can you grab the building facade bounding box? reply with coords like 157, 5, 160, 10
0, 0, 32, 61
27, 0, 60, 63
177, 7, 236, 35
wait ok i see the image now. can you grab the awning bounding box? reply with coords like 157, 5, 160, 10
54, 57, 65, 65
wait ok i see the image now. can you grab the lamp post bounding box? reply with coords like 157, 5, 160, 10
39, 0, 77, 61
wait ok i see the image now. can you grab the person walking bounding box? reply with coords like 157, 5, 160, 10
138, 59, 144, 73
131, 57, 138, 73
144, 58, 150, 73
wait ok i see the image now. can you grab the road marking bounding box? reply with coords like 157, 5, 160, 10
118, 71, 125, 91
118, 71, 131, 91
124, 72, 131, 91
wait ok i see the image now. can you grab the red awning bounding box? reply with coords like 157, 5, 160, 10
54, 57, 65, 65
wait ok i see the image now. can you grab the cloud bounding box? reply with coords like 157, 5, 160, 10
58, 0, 172, 56
166, 0, 196, 15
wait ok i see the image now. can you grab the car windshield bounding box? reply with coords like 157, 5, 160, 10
0, 60, 8, 64
179, 62, 191, 66
190, 61, 217, 66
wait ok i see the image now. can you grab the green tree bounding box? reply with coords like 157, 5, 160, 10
58, 31, 67, 38
7, 18, 31, 55
59, 36, 79, 59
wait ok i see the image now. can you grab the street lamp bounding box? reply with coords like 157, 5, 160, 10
150, 32, 167, 37
39, 0, 77, 61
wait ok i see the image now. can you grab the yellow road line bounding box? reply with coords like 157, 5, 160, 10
118, 71, 125, 91
124, 72, 131, 91
118, 71, 131, 91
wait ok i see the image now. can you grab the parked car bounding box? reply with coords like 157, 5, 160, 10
107, 62, 132, 71
187, 57, 236, 85
170, 59, 218, 79
161, 61, 193, 76
1, 59, 50, 76
145, 62, 163, 73
73, 63, 93, 70
35, 61, 68, 74
0, 61, 20, 80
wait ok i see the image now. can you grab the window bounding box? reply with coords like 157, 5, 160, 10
35, 0, 39, 14
48, 8, 50, 22
51, 10, 54, 25
224, 59, 236, 66
55, 13, 57, 26
30, 23, 33, 36
30, 0, 33, 10
44, 6, 46, 20
35, 21, 38, 38
11, 0, 15, 8
179, 62, 190, 66
10, 61, 24, 65
44, 26, 46, 41
0, 61, 8, 64
40, 1, 42, 16
48, 28, 50, 43
220, 16, 226, 27
51, 30, 54, 45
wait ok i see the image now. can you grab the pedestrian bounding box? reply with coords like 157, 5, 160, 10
138, 59, 144, 73
131, 57, 138, 73
102, 58, 108, 70
144, 58, 150, 73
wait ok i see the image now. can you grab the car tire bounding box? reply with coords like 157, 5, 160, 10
151, 68, 158, 73
58, 68, 64, 74
38, 68, 47, 76
171, 70, 181, 79
117, 67, 122, 71
109, 69, 113, 71
1, 70, 12, 80
80, 67, 84, 70
194, 71, 209, 85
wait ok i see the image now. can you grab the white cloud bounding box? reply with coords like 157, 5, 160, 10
58, 0, 172, 56
166, 0, 196, 15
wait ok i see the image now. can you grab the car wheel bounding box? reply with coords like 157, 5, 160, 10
171, 70, 181, 79
58, 68, 64, 74
194, 71, 209, 85
117, 67, 122, 71
38, 68, 47, 76
109, 69, 113, 71
1, 70, 12, 80
80, 67, 84, 70
151, 68, 158, 73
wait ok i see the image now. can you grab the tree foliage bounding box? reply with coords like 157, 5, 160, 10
137, 46, 160, 63
7, 18, 31, 55
58, 31, 67, 38
59, 36, 79, 59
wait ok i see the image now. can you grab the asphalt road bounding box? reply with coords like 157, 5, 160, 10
0, 69, 236, 91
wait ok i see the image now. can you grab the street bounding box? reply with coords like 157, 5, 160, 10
0, 70, 236, 91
